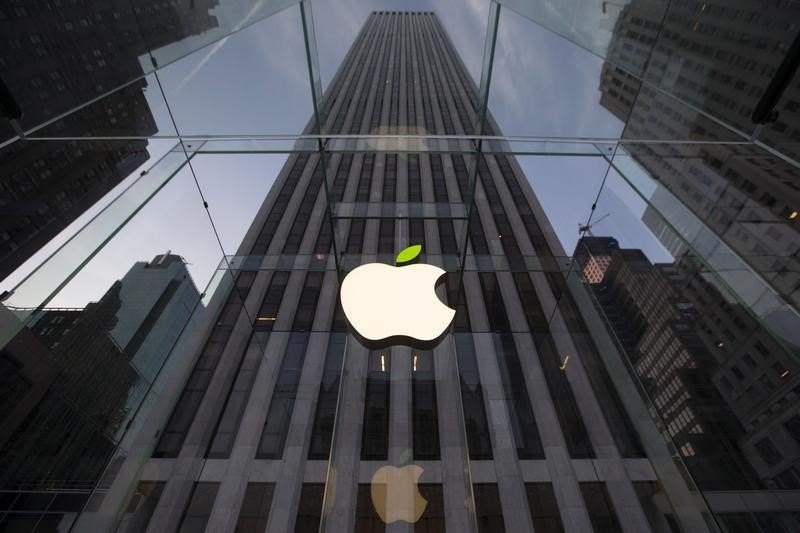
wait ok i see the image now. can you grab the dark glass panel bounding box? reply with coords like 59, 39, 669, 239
579, 482, 621, 533
308, 333, 347, 460
474, 483, 505, 533
235, 483, 275, 533
412, 351, 440, 460
177, 482, 219, 533
454, 334, 492, 460
257, 333, 310, 459
294, 483, 324, 533
361, 351, 391, 460
525, 483, 564, 533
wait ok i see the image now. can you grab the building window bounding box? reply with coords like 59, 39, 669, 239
454, 334, 492, 459
235, 483, 275, 533
754, 437, 782, 466
206, 332, 265, 459
153, 272, 254, 458
415, 484, 445, 533
486, 320, 544, 459
308, 333, 347, 459
294, 484, 324, 533
474, 483, 505, 533
361, 351, 391, 460
785, 415, 800, 444
257, 332, 310, 459
525, 483, 563, 533
512, 272, 594, 459
177, 482, 219, 533
121, 481, 165, 533
355, 484, 383, 533
412, 351, 440, 460
579, 482, 621, 533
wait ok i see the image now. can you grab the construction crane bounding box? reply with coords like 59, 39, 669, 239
578, 213, 610, 236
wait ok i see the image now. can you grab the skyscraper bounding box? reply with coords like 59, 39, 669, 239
0, 253, 201, 530
598, 0, 800, 310
98, 12, 705, 533
576, 235, 800, 531
0, 0, 220, 281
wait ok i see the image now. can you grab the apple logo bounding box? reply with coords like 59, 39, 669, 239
370, 451, 427, 524
340, 244, 455, 349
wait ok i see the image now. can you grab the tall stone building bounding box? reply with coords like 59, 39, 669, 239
105, 12, 702, 533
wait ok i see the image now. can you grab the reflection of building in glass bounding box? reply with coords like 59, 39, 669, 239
118, 12, 686, 533
576, 236, 800, 492
598, 0, 800, 309
0, 253, 199, 529
0, 1, 219, 281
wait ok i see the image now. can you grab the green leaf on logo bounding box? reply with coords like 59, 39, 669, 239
396, 244, 422, 264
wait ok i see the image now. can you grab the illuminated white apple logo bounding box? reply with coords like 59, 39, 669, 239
370, 463, 427, 523
340, 245, 455, 348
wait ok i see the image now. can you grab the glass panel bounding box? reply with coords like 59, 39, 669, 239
190, 153, 291, 255
24, 73, 176, 139
610, 144, 800, 350
497, 0, 660, 73
579, 482, 622, 533
235, 482, 275, 533
154, 5, 314, 137
177, 482, 219, 532
145, 0, 302, 73
577, 162, 800, 529
487, 5, 626, 139
0, 219, 217, 533
638, 0, 800, 146
0, 141, 188, 339
0, 2, 155, 139
474, 483, 506, 533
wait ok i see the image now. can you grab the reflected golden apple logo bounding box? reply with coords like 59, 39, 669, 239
366, 125, 431, 154
370, 463, 427, 524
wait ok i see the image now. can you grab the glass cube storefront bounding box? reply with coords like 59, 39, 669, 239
1, 1, 799, 532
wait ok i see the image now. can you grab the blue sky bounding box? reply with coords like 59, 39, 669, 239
1, 0, 671, 308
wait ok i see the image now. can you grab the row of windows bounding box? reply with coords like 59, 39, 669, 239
138, 479, 625, 533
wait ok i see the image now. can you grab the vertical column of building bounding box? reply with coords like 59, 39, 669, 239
317, 13, 391, 533
141, 12, 376, 533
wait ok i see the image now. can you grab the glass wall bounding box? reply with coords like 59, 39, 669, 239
1, 1, 799, 532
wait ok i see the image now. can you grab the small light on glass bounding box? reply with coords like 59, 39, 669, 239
380, 354, 386, 372
413, 354, 418, 372
781, 369, 790, 379
789, 211, 798, 220
315, 253, 325, 260
257, 316, 277, 321
559, 354, 570, 371
717, 341, 725, 349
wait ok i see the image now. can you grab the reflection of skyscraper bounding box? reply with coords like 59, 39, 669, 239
0, 1, 219, 281
0, 253, 200, 530
598, 0, 800, 309
576, 236, 800, 493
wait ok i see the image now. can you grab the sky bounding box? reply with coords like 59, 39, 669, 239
1, 0, 671, 309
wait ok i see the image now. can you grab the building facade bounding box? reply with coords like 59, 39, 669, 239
101, 12, 699, 533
